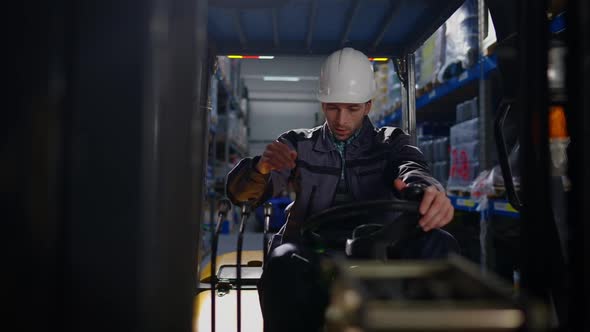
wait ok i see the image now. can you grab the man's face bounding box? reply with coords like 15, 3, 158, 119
322, 102, 371, 140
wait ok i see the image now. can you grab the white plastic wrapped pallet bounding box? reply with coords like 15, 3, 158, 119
448, 117, 480, 189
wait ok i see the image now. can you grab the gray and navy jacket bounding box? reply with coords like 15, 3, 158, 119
226, 116, 442, 240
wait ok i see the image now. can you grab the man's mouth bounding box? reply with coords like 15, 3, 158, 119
334, 128, 349, 135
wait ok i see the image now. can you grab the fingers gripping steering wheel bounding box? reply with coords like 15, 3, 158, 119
300, 184, 426, 259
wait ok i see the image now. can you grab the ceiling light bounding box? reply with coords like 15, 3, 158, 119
263, 76, 301, 82
227, 55, 275, 59
369, 57, 389, 62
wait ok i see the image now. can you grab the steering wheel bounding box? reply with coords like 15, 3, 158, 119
300, 184, 426, 259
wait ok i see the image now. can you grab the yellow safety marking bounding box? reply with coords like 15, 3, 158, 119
456, 198, 475, 208
193, 290, 262, 332
199, 250, 263, 282
494, 202, 518, 213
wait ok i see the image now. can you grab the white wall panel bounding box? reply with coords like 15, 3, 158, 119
240, 56, 326, 156
248, 100, 320, 143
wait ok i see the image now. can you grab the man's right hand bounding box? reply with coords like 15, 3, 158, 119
256, 141, 297, 174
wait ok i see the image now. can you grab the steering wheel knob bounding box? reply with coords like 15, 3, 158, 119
401, 183, 426, 202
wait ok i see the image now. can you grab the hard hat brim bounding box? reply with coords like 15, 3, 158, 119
317, 92, 373, 104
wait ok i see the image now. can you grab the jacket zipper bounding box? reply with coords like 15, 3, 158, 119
305, 185, 317, 220
330, 150, 341, 205
343, 146, 356, 200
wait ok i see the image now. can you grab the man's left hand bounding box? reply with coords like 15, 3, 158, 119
394, 179, 454, 232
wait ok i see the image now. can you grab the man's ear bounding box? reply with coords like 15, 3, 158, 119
363, 101, 372, 115
320, 103, 327, 115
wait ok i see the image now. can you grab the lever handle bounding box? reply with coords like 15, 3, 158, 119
262, 202, 273, 266
236, 201, 253, 332
263, 201, 273, 217
401, 183, 426, 202
263, 202, 273, 234
217, 198, 232, 216
240, 203, 252, 217
211, 198, 231, 332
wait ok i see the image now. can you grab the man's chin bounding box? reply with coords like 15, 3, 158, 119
335, 133, 351, 140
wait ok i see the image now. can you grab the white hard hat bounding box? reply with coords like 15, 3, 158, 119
318, 47, 377, 104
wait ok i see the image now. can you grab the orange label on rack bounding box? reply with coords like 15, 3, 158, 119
549, 105, 569, 138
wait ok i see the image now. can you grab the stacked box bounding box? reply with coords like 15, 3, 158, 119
450, 117, 479, 145
388, 63, 402, 112
433, 137, 450, 161
218, 113, 249, 153
448, 118, 480, 189
444, 0, 479, 70
217, 56, 231, 81
422, 140, 434, 161
230, 59, 241, 98
417, 122, 451, 137
456, 97, 479, 123
371, 61, 394, 123
433, 161, 450, 187
240, 97, 248, 118
416, 25, 446, 89
418, 135, 450, 187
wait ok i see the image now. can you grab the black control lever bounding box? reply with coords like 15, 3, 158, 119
378, 183, 426, 259
236, 203, 252, 332
262, 202, 273, 266
494, 100, 522, 211
211, 198, 231, 332
399, 183, 426, 233
400, 183, 427, 202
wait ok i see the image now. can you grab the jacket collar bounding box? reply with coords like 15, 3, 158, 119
313, 116, 376, 153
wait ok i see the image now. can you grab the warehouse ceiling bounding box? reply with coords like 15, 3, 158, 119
208, 0, 464, 57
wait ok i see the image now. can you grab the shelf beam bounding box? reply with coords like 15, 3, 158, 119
306, 0, 318, 50
378, 55, 498, 128
340, 0, 361, 47
233, 9, 247, 49
372, 1, 402, 50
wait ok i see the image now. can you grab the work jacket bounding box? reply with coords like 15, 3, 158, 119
226, 117, 442, 242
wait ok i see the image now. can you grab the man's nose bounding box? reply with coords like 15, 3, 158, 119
335, 110, 347, 125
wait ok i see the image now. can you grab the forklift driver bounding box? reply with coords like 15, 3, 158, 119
226, 47, 459, 332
